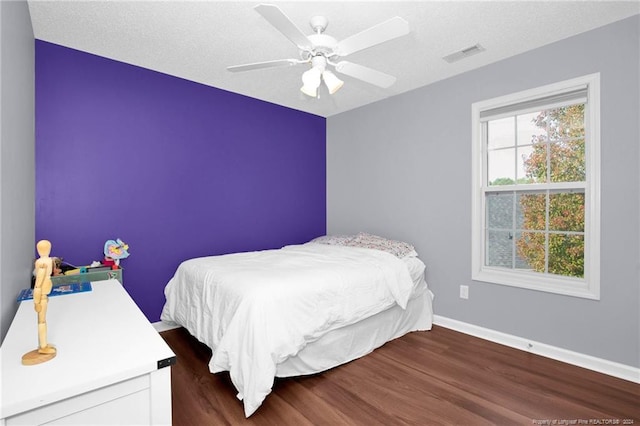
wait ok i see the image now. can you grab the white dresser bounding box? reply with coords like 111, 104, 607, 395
0, 279, 175, 425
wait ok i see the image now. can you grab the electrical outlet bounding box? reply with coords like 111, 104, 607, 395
459, 285, 469, 299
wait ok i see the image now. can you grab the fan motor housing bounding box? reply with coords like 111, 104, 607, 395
307, 34, 338, 57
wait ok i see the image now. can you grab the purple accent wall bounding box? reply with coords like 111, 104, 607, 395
35, 41, 326, 322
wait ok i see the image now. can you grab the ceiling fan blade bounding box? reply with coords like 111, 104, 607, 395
227, 59, 301, 73
254, 4, 313, 51
334, 61, 396, 88
336, 16, 409, 57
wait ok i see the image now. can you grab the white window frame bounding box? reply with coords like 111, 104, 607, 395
471, 74, 600, 299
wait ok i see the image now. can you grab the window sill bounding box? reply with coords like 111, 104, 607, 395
472, 267, 600, 300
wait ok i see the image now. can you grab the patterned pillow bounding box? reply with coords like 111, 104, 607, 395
309, 234, 355, 246
344, 232, 417, 258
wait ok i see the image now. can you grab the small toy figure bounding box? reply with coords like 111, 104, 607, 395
52, 257, 63, 276
22, 240, 57, 365
103, 238, 130, 267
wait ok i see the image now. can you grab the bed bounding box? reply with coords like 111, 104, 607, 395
160, 233, 434, 417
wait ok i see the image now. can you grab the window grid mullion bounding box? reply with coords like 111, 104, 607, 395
512, 117, 518, 269
545, 190, 550, 274
544, 118, 551, 274
512, 190, 517, 269
514, 116, 518, 185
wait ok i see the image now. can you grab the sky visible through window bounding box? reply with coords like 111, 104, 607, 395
487, 112, 540, 185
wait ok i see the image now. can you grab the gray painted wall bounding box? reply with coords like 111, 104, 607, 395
0, 0, 35, 343
327, 15, 639, 367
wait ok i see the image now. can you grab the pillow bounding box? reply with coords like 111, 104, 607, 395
344, 232, 417, 258
309, 234, 355, 246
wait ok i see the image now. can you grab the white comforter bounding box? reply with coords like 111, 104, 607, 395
160, 243, 416, 417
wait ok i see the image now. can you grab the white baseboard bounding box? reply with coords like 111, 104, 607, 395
433, 315, 640, 384
152, 320, 180, 333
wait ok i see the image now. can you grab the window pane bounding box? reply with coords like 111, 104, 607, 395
545, 105, 585, 140
487, 230, 513, 268
549, 191, 585, 232
550, 139, 585, 182
514, 231, 534, 270
488, 117, 515, 149
515, 231, 546, 273
486, 192, 513, 229
488, 148, 515, 185
521, 141, 548, 183
516, 192, 546, 231
548, 233, 584, 278
517, 112, 545, 146
516, 145, 539, 184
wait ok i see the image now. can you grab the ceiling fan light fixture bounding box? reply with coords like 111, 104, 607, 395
300, 66, 322, 97
300, 84, 318, 97
322, 70, 343, 95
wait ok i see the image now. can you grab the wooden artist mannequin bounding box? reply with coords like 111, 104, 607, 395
22, 240, 57, 365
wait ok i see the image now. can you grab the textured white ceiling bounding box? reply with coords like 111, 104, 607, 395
28, 1, 639, 117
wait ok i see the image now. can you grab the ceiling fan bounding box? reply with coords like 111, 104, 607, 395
227, 4, 410, 97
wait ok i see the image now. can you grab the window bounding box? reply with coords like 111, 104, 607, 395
471, 74, 600, 299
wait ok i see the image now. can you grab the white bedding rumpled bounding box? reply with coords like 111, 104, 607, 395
160, 243, 416, 417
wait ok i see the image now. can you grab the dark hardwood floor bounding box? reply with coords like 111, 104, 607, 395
160, 326, 640, 425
